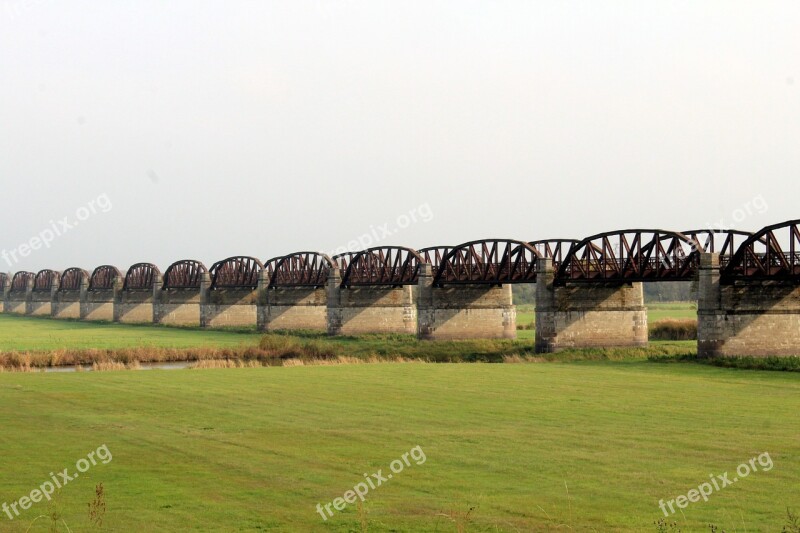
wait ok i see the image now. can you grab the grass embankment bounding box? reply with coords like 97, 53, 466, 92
0, 363, 798, 531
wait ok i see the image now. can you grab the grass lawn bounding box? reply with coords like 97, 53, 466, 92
0, 314, 262, 352
0, 363, 797, 532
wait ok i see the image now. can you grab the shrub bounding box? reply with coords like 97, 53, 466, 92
649, 319, 697, 340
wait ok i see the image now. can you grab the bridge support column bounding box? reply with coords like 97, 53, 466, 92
535, 258, 648, 352
30, 280, 59, 316
115, 275, 163, 324
258, 284, 327, 333
327, 267, 416, 336
54, 279, 87, 319
5, 278, 33, 315
698, 252, 800, 357
200, 274, 259, 329
82, 278, 122, 322
417, 264, 516, 340
1, 282, 9, 313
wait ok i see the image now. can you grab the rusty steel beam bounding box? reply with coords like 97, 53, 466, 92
723, 219, 800, 282
341, 247, 423, 287
123, 263, 161, 291
59, 268, 89, 291
10, 271, 34, 291
432, 239, 540, 287
162, 260, 207, 290
264, 252, 332, 288
529, 239, 580, 271
89, 265, 122, 291
681, 229, 756, 269
33, 269, 60, 292
418, 246, 452, 278
209, 256, 263, 289
556, 230, 700, 284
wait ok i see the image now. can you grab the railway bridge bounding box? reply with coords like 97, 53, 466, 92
2, 219, 799, 357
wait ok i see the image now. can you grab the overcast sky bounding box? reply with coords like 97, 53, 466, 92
1, 1, 798, 273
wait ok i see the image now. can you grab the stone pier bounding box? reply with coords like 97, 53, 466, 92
327, 267, 416, 335
116, 275, 163, 324
258, 271, 327, 332
4, 278, 31, 315
698, 253, 800, 357
201, 276, 259, 328
535, 258, 647, 352
82, 279, 121, 322
416, 264, 516, 340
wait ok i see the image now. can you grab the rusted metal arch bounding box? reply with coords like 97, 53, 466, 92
722, 219, 800, 282
60, 268, 89, 291
209, 256, 263, 289
123, 263, 162, 291
432, 239, 541, 287
418, 246, 452, 278
264, 252, 332, 289
10, 271, 34, 291
33, 269, 60, 292
556, 229, 701, 284
681, 229, 755, 268
529, 239, 580, 270
162, 260, 207, 290
0, 272, 7, 291
89, 265, 122, 291
331, 252, 358, 273
341, 246, 423, 287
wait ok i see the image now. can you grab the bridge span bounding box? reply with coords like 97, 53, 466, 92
2, 220, 799, 357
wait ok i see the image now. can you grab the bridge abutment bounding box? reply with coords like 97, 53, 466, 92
698, 252, 800, 357
535, 258, 647, 352
327, 267, 416, 335
417, 264, 516, 340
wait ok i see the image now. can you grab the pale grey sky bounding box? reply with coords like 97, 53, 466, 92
1, 1, 798, 272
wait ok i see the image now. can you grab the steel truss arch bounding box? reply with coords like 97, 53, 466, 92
432, 239, 540, 287
89, 265, 122, 291
60, 268, 89, 291
556, 229, 701, 284
723, 219, 800, 282
33, 269, 60, 292
209, 256, 263, 289
162, 260, 207, 289
341, 246, 423, 287
264, 252, 332, 289
10, 271, 34, 291
123, 263, 161, 290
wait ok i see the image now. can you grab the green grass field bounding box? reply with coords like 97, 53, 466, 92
0, 306, 794, 532
0, 363, 798, 532
0, 315, 262, 352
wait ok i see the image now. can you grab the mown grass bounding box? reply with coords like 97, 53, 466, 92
0, 314, 262, 351
0, 363, 798, 531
